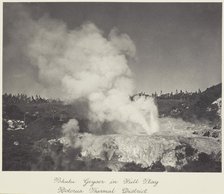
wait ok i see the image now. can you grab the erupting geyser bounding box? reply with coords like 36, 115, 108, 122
9, 5, 159, 135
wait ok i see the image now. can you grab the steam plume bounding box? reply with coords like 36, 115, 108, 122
5, 5, 159, 135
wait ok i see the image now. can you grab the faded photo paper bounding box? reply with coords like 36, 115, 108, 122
0, 1, 223, 194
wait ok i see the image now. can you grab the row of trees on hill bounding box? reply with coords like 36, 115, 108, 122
2, 88, 207, 104
3, 93, 61, 104
155, 89, 201, 100
133, 89, 202, 100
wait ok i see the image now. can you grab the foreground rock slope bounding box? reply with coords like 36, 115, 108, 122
61, 125, 221, 172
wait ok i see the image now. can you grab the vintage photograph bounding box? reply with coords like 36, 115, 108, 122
2, 2, 221, 172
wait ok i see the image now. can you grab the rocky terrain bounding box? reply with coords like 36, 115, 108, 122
70, 133, 220, 172
50, 115, 221, 172
2, 84, 222, 171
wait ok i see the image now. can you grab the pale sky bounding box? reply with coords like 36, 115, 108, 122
3, 3, 222, 95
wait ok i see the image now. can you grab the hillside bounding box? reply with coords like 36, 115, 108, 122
156, 83, 221, 125
2, 83, 222, 171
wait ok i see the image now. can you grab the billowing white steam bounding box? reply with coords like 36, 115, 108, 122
7, 5, 159, 135
62, 119, 80, 145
